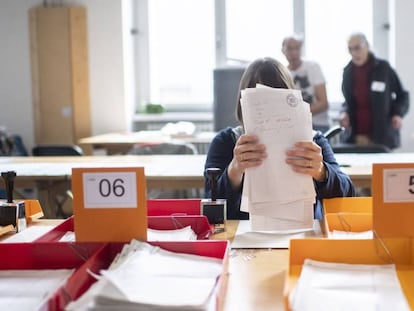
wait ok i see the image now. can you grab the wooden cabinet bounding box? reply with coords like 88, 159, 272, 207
29, 7, 91, 145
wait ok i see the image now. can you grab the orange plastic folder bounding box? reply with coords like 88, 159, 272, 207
284, 238, 414, 310
23, 199, 44, 222
322, 197, 372, 235
372, 163, 414, 238
72, 167, 147, 242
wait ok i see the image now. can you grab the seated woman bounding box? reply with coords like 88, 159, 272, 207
204, 57, 355, 220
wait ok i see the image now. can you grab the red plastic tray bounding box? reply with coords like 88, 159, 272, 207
0, 240, 229, 311
147, 198, 202, 216
34, 214, 214, 242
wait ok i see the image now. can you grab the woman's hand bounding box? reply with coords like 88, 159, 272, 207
227, 134, 267, 188
285, 141, 327, 182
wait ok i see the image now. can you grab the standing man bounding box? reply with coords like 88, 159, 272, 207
282, 34, 330, 133
340, 32, 409, 150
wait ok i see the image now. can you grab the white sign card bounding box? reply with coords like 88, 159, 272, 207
83, 172, 137, 208
383, 168, 414, 203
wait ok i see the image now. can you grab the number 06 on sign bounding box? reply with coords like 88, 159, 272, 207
72, 167, 147, 242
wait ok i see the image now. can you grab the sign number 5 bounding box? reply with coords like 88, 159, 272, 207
409, 175, 414, 195
384, 169, 414, 202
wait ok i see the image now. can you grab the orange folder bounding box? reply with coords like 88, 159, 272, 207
322, 197, 372, 234
284, 238, 414, 310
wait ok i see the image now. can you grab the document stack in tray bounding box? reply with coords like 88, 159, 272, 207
289, 259, 410, 311
240, 84, 315, 231
66, 240, 224, 311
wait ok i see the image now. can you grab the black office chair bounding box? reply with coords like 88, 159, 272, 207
323, 125, 345, 141
32, 144, 83, 156
128, 142, 199, 198
127, 142, 198, 155
323, 126, 391, 153
31, 144, 84, 218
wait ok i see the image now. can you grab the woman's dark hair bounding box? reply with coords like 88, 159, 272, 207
235, 57, 295, 124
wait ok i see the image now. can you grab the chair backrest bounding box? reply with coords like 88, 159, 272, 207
331, 143, 391, 153
32, 145, 84, 156
127, 142, 198, 155
323, 125, 391, 153
323, 125, 344, 141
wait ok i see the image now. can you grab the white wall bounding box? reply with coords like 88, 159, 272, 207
75, 0, 132, 135
0, 0, 130, 153
0, 0, 35, 153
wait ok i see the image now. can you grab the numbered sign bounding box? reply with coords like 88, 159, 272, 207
72, 167, 147, 242
83, 172, 137, 208
383, 168, 414, 203
372, 163, 414, 238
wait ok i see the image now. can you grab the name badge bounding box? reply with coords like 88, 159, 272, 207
371, 81, 386, 92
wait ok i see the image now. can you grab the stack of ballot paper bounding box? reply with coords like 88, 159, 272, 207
66, 240, 223, 311
329, 229, 374, 239
289, 259, 410, 311
56, 226, 198, 242
147, 226, 197, 241
240, 84, 315, 231
0, 269, 74, 310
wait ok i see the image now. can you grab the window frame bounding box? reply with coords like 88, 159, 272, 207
132, 0, 389, 113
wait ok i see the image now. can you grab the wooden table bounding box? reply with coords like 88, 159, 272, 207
0, 155, 207, 218
1, 152, 413, 218
78, 131, 216, 155
335, 152, 414, 189
213, 221, 289, 311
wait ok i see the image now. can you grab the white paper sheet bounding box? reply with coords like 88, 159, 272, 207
239, 85, 316, 231
0, 269, 74, 311
231, 220, 322, 249
1, 226, 55, 243
289, 259, 410, 311
66, 240, 223, 311
240, 87, 315, 203
330, 230, 374, 239
147, 226, 197, 241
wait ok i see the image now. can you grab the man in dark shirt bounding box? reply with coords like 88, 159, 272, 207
340, 33, 409, 149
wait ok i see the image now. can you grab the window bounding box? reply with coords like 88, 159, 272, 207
133, 1, 384, 113
146, 0, 215, 110
305, 0, 373, 104
226, 0, 293, 63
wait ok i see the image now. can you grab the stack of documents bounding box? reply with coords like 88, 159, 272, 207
330, 230, 374, 239
56, 226, 198, 242
66, 240, 223, 311
0, 269, 74, 310
147, 226, 197, 241
289, 259, 410, 311
240, 85, 315, 231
